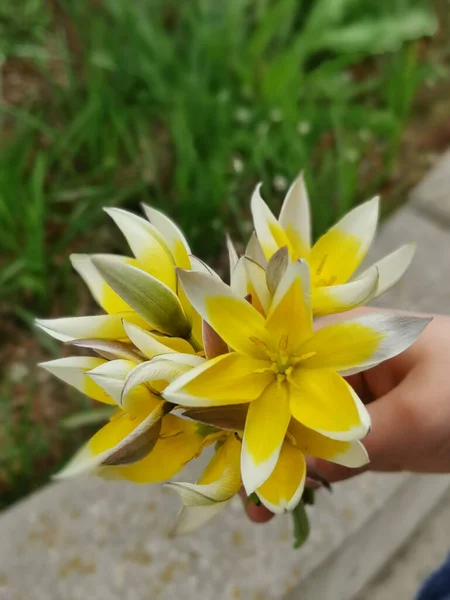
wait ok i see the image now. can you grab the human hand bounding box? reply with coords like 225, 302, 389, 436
243, 310, 450, 522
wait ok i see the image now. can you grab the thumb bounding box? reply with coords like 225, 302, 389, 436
308, 380, 415, 483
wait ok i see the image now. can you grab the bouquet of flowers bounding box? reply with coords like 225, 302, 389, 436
38, 173, 429, 547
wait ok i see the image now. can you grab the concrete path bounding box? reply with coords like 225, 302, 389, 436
1, 153, 450, 600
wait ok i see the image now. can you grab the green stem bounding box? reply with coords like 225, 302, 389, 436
292, 501, 310, 549
187, 333, 203, 353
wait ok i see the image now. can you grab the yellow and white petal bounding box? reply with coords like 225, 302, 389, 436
110, 414, 204, 483
104, 207, 176, 289
226, 234, 239, 274
311, 268, 379, 317
241, 381, 291, 494
121, 355, 200, 413
246, 232, 267, 267
298, 313, 432, 375
198, 433, 241, 485
288, 419, 369, 468
176, 269, 272, 358
69, 338, 144, 362
142, 204, 191, 269
256, 441, 306, 513
35, 313, 146, 342
92, 257, 190, 338
265, 260, 312, 353
39, 356, 116, 405
230, 256, 249, 299
231, 257, 270, 314
166, 466, 239, 505
86, 359, 137, 404
55, 403, 165, 478
70, 253, 137, 314
288, 368, 370, 441
250, 184, 290, 261
243, 257, 271, 314
163, 352, 273, 407
279, 172, 311, 259
308, 196, 379, 286
189, 255, 222, 278
183, 405, 248, 433
123, 321, 194, 359
170, 502, 230, 535
355, 244, 416, 300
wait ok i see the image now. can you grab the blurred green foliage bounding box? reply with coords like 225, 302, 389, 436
0, 0, 437, 315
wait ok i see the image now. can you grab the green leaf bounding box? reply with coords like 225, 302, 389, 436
292, 501, 310, 549
92, 257, 191, 338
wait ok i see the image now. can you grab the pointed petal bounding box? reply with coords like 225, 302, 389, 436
199, 433, 241, 484
308, 196, 380, 285
183, 405, 248, 433
226, 234, 239, 274
311, 268, 379, 317
121, 355, 198, 413
256, 441, 306, 513
266, 246, 289, 296
70, 253, 136, 314
250, 184, 290, 261
39, 356, 116, 404
289, 419, 369, 468
166, 481, 232, 506
356, 244, 416, 300
230, 256, 249, 299
36, 313, 147, 342
279, 172, 311, 257
241, 381, 291, 494
92, 257, 190, 337
109, 414, 203, 483
246, 232, 267, 267
69, 338, 144, 362
123, 321, 194, 359
288, 369, 370, 441
167, 434, 241, 534
142, 204, 191, 269
298, 313, 432, 375
104, 207, 176, 289
170, 503, 229, 535
231, 257, 270, 315
176, 269, 272, 358
55, 403, 165, 478
243, 257, 271, 314
189, 255, 221, 278
86, 359, 161, 418
168, 433, 241, 497
163, 352, 273, 407
265, 260, 312, 353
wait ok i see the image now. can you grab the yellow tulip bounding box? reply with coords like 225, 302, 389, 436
164, 261, 430, 493
249, 173, 416, 316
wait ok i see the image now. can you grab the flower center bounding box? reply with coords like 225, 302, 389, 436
250, 335, 318, 376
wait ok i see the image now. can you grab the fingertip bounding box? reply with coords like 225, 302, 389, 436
246, 502, 275, 523
238, 488, 274, 523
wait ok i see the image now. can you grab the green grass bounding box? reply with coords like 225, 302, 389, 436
0, 0, 437, 319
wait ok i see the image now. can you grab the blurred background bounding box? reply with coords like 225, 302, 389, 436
0, 0, 448, 510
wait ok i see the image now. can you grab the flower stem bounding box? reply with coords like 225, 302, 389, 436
292, 501, 310, 549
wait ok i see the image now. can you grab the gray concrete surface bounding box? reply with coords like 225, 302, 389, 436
1, 153, 450, 600
356, 490, 450, 600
